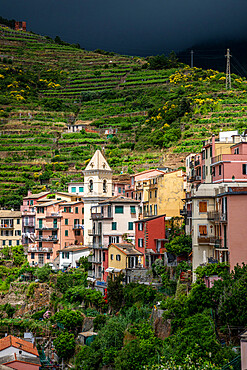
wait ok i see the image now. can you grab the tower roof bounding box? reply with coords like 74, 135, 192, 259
84, 150, 112, 172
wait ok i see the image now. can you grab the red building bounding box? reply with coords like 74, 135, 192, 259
135, 214, 167, 267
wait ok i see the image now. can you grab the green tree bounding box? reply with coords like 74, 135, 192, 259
54, 332, 75, 360
107, 273, 124, 312
35, 264, 52, 282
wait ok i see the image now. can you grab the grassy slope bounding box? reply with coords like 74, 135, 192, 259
0, 24, 247, 206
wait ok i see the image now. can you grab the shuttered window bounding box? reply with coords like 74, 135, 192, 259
199, 201, 207, 213
199, 225, 207, 235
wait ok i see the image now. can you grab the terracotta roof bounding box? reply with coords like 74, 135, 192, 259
0, 210, 21, 218
0, 336, 38, 356
59, 246, 90, 253
59, 201, 83, 206
36, 200, 63, 207
23, 191, 50, 200
98, 195, 139, 204
135, 214, 166, 223
110, 243, 143, 256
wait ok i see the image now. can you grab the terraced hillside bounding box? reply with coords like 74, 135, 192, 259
1, 24, 247, 207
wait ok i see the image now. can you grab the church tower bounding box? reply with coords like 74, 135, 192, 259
83, 150, 112, 245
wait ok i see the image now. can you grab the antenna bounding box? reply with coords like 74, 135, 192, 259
191, 50, 194, 68
225, 48, 232, 90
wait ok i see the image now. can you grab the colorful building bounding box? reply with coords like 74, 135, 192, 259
89, 195, 139, 282
0, 210, 22, 249
135, 214, 167, 267
107, 243, 144, 283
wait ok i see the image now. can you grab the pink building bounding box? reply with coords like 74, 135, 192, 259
212, 142, 247, 183
28, 200, 84, 267
21, 191, 50, 245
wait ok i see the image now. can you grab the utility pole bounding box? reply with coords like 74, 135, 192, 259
225, 48, 232, 90
191, 50, 194, 68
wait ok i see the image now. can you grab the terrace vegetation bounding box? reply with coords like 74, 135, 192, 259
1, 24, 247, 207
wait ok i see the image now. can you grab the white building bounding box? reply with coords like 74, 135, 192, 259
58, 245, 90, 269
67, 182, 84, 196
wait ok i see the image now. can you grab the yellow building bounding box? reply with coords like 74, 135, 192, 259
107, 243, 143, 279
144, 169, 186, 219
0, 210, 22, 248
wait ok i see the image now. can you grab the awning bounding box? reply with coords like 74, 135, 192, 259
62, 262, 71, 267
105, 267, 114, 273
113, 268, 122, 272
87, 277, 96, 282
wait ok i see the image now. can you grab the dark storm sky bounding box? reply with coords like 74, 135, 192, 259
1, 0, 247, 56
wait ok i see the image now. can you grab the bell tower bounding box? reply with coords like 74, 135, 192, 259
83, 150, 112, 245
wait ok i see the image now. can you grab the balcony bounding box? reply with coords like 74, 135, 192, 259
22, 210, 36, 216
198, 236, 211, 244
180, 209, 192, 217
87, 270, 95, 277
46, 213, 62, 218
23, 222, 35, 228
88, 229, 101, 236
28, 247, 53, 253
87, 243, 106, 249
91, 212, 112, 220
73, 224, 83, 230
194, 160, 200, 167
36, 226, 58, 231
0, 224, 14, 229
207, 211, 227, 222
36, 236, 58, 242
149, 183, 158, 189
88, 255, 102, 263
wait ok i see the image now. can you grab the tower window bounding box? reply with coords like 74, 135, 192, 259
103, 180, 107, 193
89, 179, 93, 192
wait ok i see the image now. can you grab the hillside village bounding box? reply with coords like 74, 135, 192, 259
1, 21, 247, 369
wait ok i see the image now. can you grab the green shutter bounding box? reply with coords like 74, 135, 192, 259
115, 206, 123, 214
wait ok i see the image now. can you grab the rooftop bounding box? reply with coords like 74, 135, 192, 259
0, 210, 21, 218
23, 191, 50, 200
59, 245, 89, 253
0, 335, 38, 356
135, 214, 166, 223
110, 243, 143, 255
98, 195, 139, 205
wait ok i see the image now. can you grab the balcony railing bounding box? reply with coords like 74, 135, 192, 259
91, 212, 112, 220
46, 213, 62, 218
180, 209, 192, 217
87, 243, 106, 249
88, 229, 101, 236
149, 183, 158, 189
73, 224, 83, 230
88, 255, 102, 263
0, 224, 14, 229
207, 211, 227, 222
28, 247, 53, 253
36, 226, 58, 230
198, 236, 211, 244
23, 222, 35, 228
36, 236, 58, 242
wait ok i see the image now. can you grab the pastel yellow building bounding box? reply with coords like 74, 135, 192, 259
107, 243, 143, 279
144, 169, 186, 219
0, 210, 22, 248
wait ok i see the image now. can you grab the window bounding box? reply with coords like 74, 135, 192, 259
2, 240, 5, 246
103, 180, 107, 193
65, 230, 68, 237
65, 252, 69, 259
210, 146, 212, 157
62, 252, 65, 258
112, 222, 117, 230
206, 149, 208, 159
89, 179, 93, 192
115, 206, 123, 214
82, 208, 84, 214
9, 240, 12, 246
15, 230, 21, 236
126, 192, 129, 197
199, 225, 207, 236
75, 230, 80, 236
30, 200, 33, 206
103, 252, 105, 262
71, 187, 76, 193
234, 147, 239, 154
128, 222, 133, 230
155, 190, 157, 198
79, 187, 84, 192
16, 240, 20, 246
138, 223, 143, 231
75, 207, 78, 214
130, 206, 136, 214
154, 204, 157, 215
31, 253, 35, 259
17, 219, 20, 224
47, 253, 50, 260
202, 165, 205, 180
199, 201, 207, 213
65, 219, 68, 225
118, 187, 121, 193
131, 192, 133, 199
116, 254, 121, 261
202, 150, 205, 160
39, 242, 42, 249
150, 205, 152, 215
150, 191, 152, 199
27, 201, 29, 205
243, 164, 247, 175
109, 236, 119, 244
138, 238, 144, 248
219, 165, 222, 176
110, 254, 114, 260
